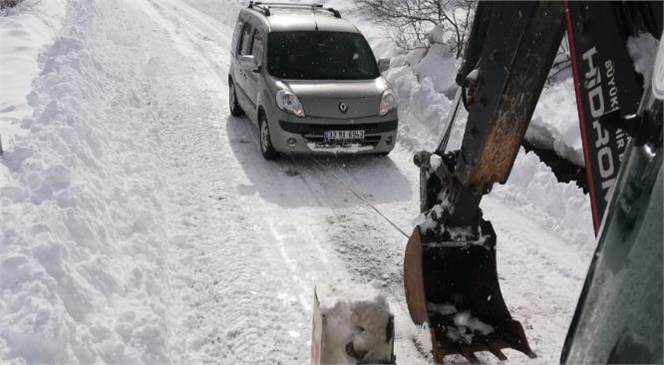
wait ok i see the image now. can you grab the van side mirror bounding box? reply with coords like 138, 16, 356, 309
378, 58, 391, 73
240, 55, 260, 73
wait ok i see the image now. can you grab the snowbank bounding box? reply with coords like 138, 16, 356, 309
385, 54, 594, 248
493, 148, 593, 247
407, 44, 459, 95
179, 0, 245, 28
385, 65, 456, 152
528, 78, 585, 167
0, 0, 67, 143
1, 1, 178, 363
628, 32, 660, 84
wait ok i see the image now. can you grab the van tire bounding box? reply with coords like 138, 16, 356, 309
259, 112, 279, 160
229, 79, 244, 117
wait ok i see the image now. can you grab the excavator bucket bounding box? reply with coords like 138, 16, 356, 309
400, 1, 569, 361
404, 224, 536, 363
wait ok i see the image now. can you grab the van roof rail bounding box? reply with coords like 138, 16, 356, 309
248, 2, 341, 18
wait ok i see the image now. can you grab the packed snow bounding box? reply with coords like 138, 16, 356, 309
628, 32, 660, 84
1, 0, 599, 364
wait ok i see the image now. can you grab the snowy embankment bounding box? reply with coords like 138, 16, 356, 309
384, 47, 593, 248
2, 1, 178, 363
1, 0, 67, 142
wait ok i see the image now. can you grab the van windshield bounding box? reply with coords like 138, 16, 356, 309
267, 31, 380, 80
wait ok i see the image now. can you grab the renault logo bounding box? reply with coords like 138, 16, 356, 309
339, 102, 348, 113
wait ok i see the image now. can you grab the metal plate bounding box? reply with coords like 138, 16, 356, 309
323, 130, 364, 141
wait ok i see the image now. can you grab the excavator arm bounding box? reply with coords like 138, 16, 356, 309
405, 2, 565, 362
404, 1, 662, 363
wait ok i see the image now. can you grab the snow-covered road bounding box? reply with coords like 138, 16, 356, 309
139, 2, 429, 362
1, 0, 595, 364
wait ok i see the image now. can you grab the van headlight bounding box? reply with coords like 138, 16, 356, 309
379, 89, 397, 116
276, 90, 305, 117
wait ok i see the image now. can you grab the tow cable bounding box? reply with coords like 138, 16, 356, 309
307, 157, 410, 239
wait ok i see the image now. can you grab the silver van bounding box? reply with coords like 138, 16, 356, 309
229, 2, 398, 160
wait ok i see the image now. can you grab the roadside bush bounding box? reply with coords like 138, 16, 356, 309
355, 0, 477, 59
1, 0, 22, 10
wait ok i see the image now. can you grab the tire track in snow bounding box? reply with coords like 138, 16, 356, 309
170, 14, 356, 317
141, 0, 229, 84
140, 3, 430, 358
134, 2, 384, 363
144, 3, 432, 359
141, 0, 420, 297
133, 2, 321, 363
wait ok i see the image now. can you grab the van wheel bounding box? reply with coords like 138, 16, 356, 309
229, 80, 244, 117
259, 113, 279, 160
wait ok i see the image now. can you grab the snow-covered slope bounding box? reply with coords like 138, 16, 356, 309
1, 1, 179, 362
0, 0, 67, 142
1, 1, 595, 364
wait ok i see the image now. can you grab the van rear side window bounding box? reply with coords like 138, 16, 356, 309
238, 23, 253, 55
251, 31, 264, 64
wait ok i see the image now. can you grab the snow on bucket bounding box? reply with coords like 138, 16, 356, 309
311, 283, 395, 365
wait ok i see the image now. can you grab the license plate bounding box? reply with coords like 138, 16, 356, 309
323, 130, 365, 141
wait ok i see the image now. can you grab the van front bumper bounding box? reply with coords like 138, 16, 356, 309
270, 117, 398, 155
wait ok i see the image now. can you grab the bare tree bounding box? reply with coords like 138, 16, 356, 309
0, 0, 21, 10
547, 33, 572, 84
354, 0, 477, 58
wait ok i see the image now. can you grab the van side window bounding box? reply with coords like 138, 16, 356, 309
251, 30, 264, 65
238, 23, 253, 56
231, 21, 243, 55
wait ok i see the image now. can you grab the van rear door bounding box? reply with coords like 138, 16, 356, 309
234, 22, 254, 112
